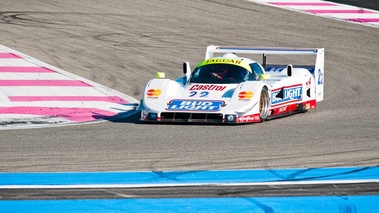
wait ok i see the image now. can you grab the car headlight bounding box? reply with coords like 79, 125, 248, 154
225, 114, 236, 122
148, 113, 158, 120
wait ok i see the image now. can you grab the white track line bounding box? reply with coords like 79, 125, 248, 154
2, 179, 379, 189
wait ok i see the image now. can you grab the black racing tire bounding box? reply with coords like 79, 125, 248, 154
259, 87, 270, 121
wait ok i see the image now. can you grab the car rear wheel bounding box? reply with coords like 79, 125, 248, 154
259, 87, 270, 121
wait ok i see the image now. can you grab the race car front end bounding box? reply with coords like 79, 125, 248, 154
140, 79, 266, 124
140, 83, 235, 123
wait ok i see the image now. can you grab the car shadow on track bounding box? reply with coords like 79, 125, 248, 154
93, 109, 142, 124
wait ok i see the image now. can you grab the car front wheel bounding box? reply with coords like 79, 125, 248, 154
259, 87, 270, 121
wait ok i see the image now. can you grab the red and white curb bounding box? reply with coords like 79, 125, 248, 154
249, 0, 379, 28
0, 44, 139, 129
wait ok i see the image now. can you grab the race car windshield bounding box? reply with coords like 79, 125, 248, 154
190, 64, 251, 84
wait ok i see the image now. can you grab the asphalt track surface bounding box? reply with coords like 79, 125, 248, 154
0, 0, 378, 186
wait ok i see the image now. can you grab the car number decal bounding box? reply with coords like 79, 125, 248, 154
189, 91, 209, 97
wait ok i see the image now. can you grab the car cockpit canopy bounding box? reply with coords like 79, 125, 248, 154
189, 57, 262, 84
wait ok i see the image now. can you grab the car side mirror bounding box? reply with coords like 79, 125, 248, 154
183, 62, 191, 74
183, 62, 191, 83
286, 64, 293, 77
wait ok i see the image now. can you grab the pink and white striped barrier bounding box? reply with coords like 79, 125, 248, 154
0, 44, 139, 129
249, 0, 379, 27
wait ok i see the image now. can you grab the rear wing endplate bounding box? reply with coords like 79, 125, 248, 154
205, 46, 324, 102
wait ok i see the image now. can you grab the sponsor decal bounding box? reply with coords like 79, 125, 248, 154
146, 89, 161, 98
278, 106, 288, 113
239, 114, 260, 122
266, 67, 284, 72
267, 66, 316, 75
204, 58, 242, 65
272, 85, 302, 105
196, 58, 252, 72
238, 91, 253, 100
189, 84, 226, 91
167, 100, 222, 111
306, 77, 311, 86
318, 68, 324, 85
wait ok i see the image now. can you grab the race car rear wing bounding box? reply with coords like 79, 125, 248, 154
205, 46, 324, 102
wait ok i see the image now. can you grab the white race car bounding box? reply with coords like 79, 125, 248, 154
138, 46, 324, 123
